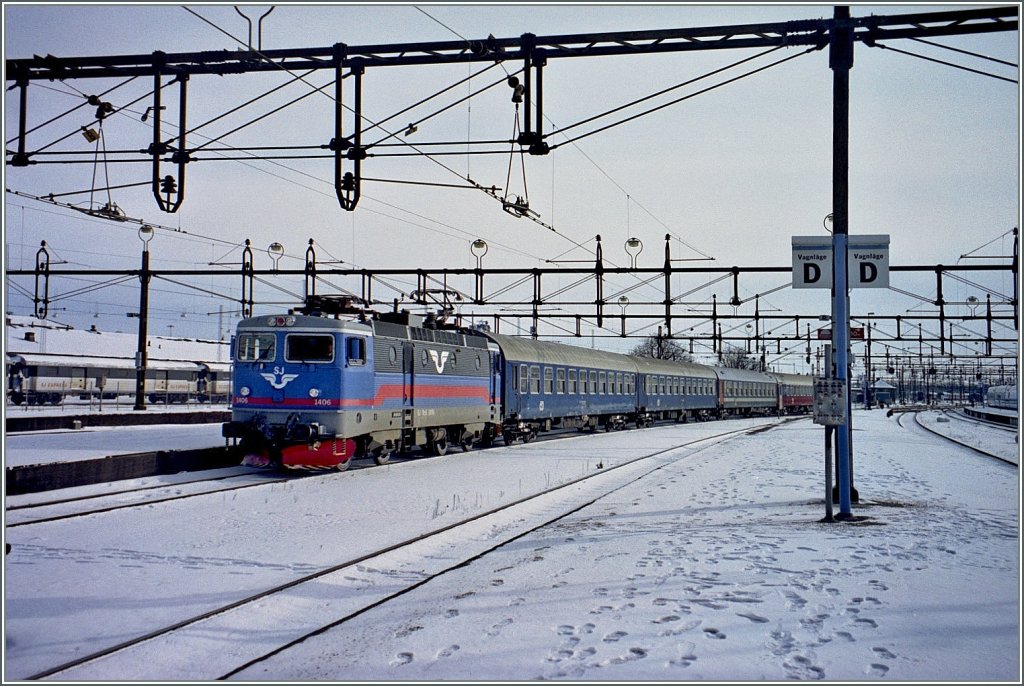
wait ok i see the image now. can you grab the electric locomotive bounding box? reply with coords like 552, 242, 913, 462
222, 297, 501, 469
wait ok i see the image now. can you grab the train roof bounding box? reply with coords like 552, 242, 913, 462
483, 333, 637, 371
7, 352, 202, 372
712, 366, 778, 383
236, 314, 373, 334
767, 371, 814, 385
629, 356, 718, 379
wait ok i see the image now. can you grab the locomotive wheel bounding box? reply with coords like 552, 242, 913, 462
335, 457, 351, 471
373, 448, 392, 466
427, 435, 448, 456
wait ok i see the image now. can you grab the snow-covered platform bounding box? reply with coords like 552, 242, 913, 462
963, 404, 1019, 426
3, 410, 1018, 681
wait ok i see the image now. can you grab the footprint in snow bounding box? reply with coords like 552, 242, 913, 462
391, 652, 413, 666
736, 611, 769, 623
603, 630, 628, 643
436, 644, 460, 659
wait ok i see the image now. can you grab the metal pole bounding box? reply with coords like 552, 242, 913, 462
133, 246, 150, 411
824, 425, 835, 522
830, 5, 854, 518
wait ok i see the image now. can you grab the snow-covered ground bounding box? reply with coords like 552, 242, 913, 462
3, 410, 1019, 681
916, 409, 1018, 464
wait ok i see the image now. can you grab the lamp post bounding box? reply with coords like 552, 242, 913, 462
471, 239, 488, 304
618, 295, 629, 337
133, 225, 154, 411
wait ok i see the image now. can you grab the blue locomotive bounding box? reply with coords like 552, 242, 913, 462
222, 297, 812, 469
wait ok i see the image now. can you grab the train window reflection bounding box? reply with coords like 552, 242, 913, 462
236, 333, 277, 361
286, 334, 334, 363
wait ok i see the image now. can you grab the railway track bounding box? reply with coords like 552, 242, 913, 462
30, 417, 796, 680
895, 410, 1018, 466
3, 418, 753, 526
5, 468, 300, 527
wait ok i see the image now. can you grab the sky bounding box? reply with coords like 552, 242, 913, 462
3, 2, 1020, 371
3, 409, 1019, 680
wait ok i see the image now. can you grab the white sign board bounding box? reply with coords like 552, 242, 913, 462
792, 236, 833, 289
792, 234, 890, 289
848, 234, 890, 288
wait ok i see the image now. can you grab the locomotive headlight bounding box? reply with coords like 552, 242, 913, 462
308, 388, 320, 398
240, 386, 251, 397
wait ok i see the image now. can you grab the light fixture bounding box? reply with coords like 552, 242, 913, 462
823, 213, 834, 233
624, 237, 643, 269
404, 123, 418, 136
471, 239, 488, 269
267, 242, 285, 270
138, 224, 154, 246
81, 127, 100, 143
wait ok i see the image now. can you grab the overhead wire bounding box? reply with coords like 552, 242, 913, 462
866, 42, 1017, 83
549, 46, 821, 149
907, 36, 1018, 68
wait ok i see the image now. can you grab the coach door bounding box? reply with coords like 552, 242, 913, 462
402, 342, 415, 426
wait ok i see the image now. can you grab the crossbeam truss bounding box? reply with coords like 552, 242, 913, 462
5, 7, 1018, 212
11, 234, 1017, 372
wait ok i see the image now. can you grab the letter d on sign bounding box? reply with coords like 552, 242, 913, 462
859, 262, 877, 284
803, 263, 821, 284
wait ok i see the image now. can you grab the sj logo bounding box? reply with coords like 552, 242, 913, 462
428, 350, 450, 374
260, 366, 298, 389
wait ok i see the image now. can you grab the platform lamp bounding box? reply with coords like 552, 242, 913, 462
268, 242, 285, 271
470, 239, 488, 268
624, 237, 643, 269
133, 225, 155, 411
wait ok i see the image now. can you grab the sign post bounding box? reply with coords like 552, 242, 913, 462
792, 228, 890, 519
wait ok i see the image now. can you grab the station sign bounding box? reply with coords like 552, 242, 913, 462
848, 235, 890, 288
792, 235, 890, 289
792, 236, 832, 289
813, 378, 848, 426
816, 327, 864, 340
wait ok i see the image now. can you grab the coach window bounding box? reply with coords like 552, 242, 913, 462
589, 371, 597, 394
557, 368, 566, 394
345, 337, 366, 366
286, 334, 335, 363
544, 368, 554, 394
236, 333, 277, 361
598, 371, 606, 394
616, 373, 624, 395
568, 369, 577, 394
519, 365, 528, 392
530, 366, 541, 394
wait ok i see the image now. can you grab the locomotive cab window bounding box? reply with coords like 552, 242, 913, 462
285, 334, 334, 363
236, 333, 277, 361
346, 337, 366, 366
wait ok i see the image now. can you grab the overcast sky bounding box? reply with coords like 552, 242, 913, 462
3, 3, 1019, 369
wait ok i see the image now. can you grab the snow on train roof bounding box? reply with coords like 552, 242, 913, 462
5, 315, 230, 364
483, 332, 637, 370
7, 352, 200, 372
